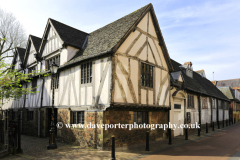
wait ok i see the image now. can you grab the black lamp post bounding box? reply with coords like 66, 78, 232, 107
47, 61, 58, 150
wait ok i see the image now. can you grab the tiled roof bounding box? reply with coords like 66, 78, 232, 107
171, 59, 229, 101
216, 79, 240, 88
30, 35, 42, 52
62, 4, 151, 67
218, 87, 235, 99
16, 47, 26, 62
49, 18, 89, 49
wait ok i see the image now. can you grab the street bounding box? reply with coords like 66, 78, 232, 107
140, 123, 240, 160
2, 123, 240, 160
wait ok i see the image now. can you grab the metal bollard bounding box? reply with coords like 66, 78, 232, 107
218, 121, 220, 129
234, 118, 236, 124
222, 120, 224, 128
168, 129, 172, 145
206, 123, 208, 133
198, 128, 201, 136
185, 128, 188, 140
226, 120, 228, 126
212, 122, 214, 131
145, 131, 150, 151
111, 136, 116, 160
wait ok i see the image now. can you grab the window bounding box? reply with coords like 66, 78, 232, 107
224, 101, 228, 110
212, 98, 216, 109
71, 111, 84, 124
51, 73, 59, 89
174, 104, 181, 109
81, 62, 92, 84
133, 111, 148, 124
141, 63, 153, 88
186, 112, 191, 123
32, 78, 37, 92
202, 97, 208, 109
28, 66, 36, 74
188, 95, 194, 108
218, 100, 223, 109
27, 111, 34, 121
45, 55, 60, 70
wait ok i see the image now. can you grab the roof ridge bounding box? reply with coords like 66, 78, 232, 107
90, 3, 151, 34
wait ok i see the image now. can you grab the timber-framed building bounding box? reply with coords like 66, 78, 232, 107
2, 4, 173, 149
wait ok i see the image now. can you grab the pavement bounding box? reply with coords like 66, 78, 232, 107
2, 122, 240, 160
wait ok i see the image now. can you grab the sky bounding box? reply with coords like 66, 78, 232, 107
1, 0, 239, 81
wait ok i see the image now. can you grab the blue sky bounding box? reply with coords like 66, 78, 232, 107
1, 0, 240, 81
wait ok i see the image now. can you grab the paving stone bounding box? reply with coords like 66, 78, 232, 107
2, 123, 238, 160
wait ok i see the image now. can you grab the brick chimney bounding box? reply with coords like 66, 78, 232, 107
184, 62, 192, 67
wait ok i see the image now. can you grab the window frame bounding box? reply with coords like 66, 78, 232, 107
71, 111, 84, 125
32, 78, 37, 92
212, 98, 216, 109
28, 66, 36, 74
174, 104, 181, 109
51, 73, 59, 90
133, 111, 148, 124
81, 62, 92, 84
187, 95, 194, 109
141, 63, 153, 88
27, 110, 34, 121
45, 55, 60, 70
202, 97, 208, 109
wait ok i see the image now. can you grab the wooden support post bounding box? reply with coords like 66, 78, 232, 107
145, 131, 150, 151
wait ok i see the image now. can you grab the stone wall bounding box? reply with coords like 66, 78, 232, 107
21, 109, 38, 136
102, 109, 168, 150
57, 109, 103, 149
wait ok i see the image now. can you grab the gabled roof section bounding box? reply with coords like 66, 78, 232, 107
216, 78, 240, 88
62, 3, 173, 71
23, 35, 42, 67
171, 59, 229, 101
30, 35, 42, 52
38, 18, 89, 56
49, 18, 89, 49
16, 47, 26, 63
218, 86, 235, 100
11, 47, 26, 70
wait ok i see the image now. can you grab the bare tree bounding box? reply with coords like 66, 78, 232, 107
0, 8, 27, 63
